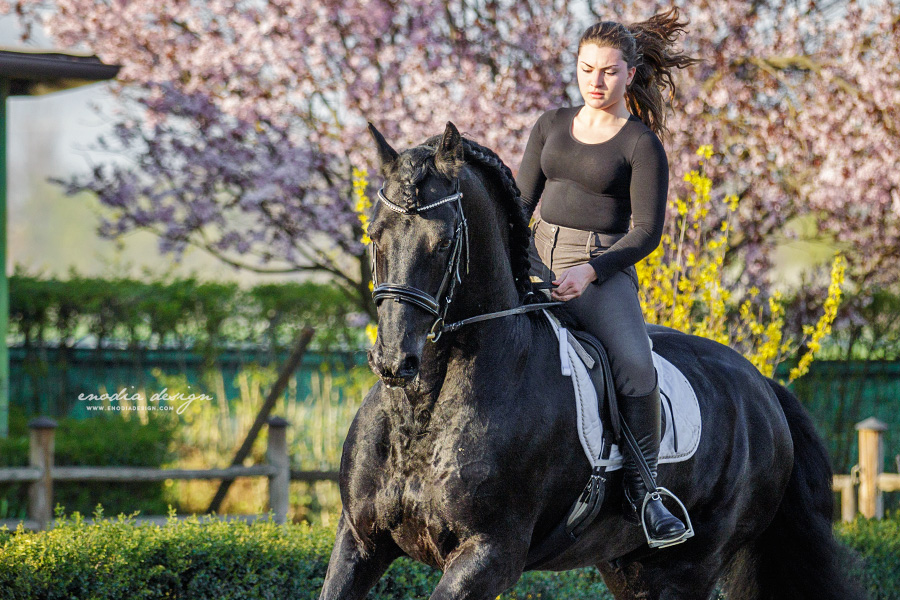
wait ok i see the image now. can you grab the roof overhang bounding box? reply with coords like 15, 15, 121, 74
0, 48, 120, 96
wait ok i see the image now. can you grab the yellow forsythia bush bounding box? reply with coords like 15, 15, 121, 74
636, 146, 845, 381
353, 151, 843, 381
352, 167, 379, 345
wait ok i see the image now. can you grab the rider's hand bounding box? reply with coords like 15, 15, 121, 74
551, 264, 597, 301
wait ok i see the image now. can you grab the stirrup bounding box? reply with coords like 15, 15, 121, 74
640, 487, 695, 549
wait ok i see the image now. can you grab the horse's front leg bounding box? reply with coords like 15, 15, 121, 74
319, 512, 401, 600
429, 536, 527, 600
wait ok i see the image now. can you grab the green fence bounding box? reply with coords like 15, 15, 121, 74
10, 347, 900, 476
777, 360, 900, 475
10, 346, 369, 419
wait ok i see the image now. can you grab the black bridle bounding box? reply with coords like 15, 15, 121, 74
372, 178, 560, 342
372, 179, 469, 342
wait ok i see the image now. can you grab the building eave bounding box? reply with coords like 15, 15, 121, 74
0, 48, 121, 96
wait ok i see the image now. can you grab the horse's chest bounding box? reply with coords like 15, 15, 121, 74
371, 443, 494, 567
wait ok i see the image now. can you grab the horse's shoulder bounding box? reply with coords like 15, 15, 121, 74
344, 384, 391, 457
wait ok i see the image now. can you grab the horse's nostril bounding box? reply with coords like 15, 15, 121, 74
398, 355, 420, 376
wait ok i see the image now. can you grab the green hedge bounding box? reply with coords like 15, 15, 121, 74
0, 510, 896, 600
10, 271, 366, 357
838, 516, 900, 599
10, 271, 369, 417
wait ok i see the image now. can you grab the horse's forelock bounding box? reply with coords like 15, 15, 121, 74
391, 146, 442, 210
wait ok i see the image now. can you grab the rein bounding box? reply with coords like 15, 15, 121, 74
372, 178, 561, 342
438, 300, 563, 337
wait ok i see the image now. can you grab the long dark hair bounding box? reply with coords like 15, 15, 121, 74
578, 7, 700, 142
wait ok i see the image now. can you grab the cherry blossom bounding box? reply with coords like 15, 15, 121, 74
12, 0, 900, 316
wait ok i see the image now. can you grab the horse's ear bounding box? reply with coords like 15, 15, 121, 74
434, 121, 463, 177
367, 122, 398, 176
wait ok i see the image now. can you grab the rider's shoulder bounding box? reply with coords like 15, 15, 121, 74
627, 119, 666, 162
538, 106, 576, 123
531, 106, 575, 136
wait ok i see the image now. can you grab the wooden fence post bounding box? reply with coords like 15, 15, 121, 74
267, 416, 290, 525
28, 417, 57, 530
833, 472, 858, 522
206, 329, 313, 515
856, 417, 887, 519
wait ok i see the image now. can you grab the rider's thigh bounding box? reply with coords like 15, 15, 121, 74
564, 270, 655, 397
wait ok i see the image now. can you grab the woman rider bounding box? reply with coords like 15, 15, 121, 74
515, 8, 700, 545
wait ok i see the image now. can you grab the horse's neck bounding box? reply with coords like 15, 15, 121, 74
404, 302, 530, 407
448, 172, 521, 320
399, 168, 525, 406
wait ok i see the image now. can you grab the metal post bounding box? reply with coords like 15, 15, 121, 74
266, 416, 290, 525
28, 417, 57, 530
0, 78, 8, 438
840, 474, 857, 522
856, 417, 887, 519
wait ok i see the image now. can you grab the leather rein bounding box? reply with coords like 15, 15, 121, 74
372, 178, 560, 342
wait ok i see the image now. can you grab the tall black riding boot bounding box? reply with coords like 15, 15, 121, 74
619, 382, 688, 543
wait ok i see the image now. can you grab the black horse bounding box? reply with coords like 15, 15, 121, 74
319, 123, 861, 600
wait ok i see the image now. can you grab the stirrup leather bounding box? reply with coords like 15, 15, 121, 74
640, 487, 695, 549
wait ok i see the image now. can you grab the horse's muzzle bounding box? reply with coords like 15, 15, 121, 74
368, 347, 420, 388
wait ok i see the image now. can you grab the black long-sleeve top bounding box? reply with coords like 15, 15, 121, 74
516, 106, 669, 284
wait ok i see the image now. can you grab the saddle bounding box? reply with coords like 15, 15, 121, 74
526, 280, 668, 448
523, 316, 677, 569
568, 329, 668, 444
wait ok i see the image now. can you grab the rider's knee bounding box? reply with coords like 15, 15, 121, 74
611, 351, 656, 397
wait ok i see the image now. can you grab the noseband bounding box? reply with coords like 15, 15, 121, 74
372, 178, 561, 343
372, 179, 469, 342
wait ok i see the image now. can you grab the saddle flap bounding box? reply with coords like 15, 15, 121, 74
568, 330, 618, 441
567, 330, 667, 442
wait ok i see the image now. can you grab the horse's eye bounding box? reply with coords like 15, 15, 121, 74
438, 239, 452, 251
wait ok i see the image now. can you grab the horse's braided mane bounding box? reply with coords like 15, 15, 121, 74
421, 135, 535, 301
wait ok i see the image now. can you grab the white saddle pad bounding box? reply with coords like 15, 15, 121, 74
544, 311, 701, 471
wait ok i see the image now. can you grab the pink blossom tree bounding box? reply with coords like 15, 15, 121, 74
10, 0, 900, 318
10, 0, 575, 314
